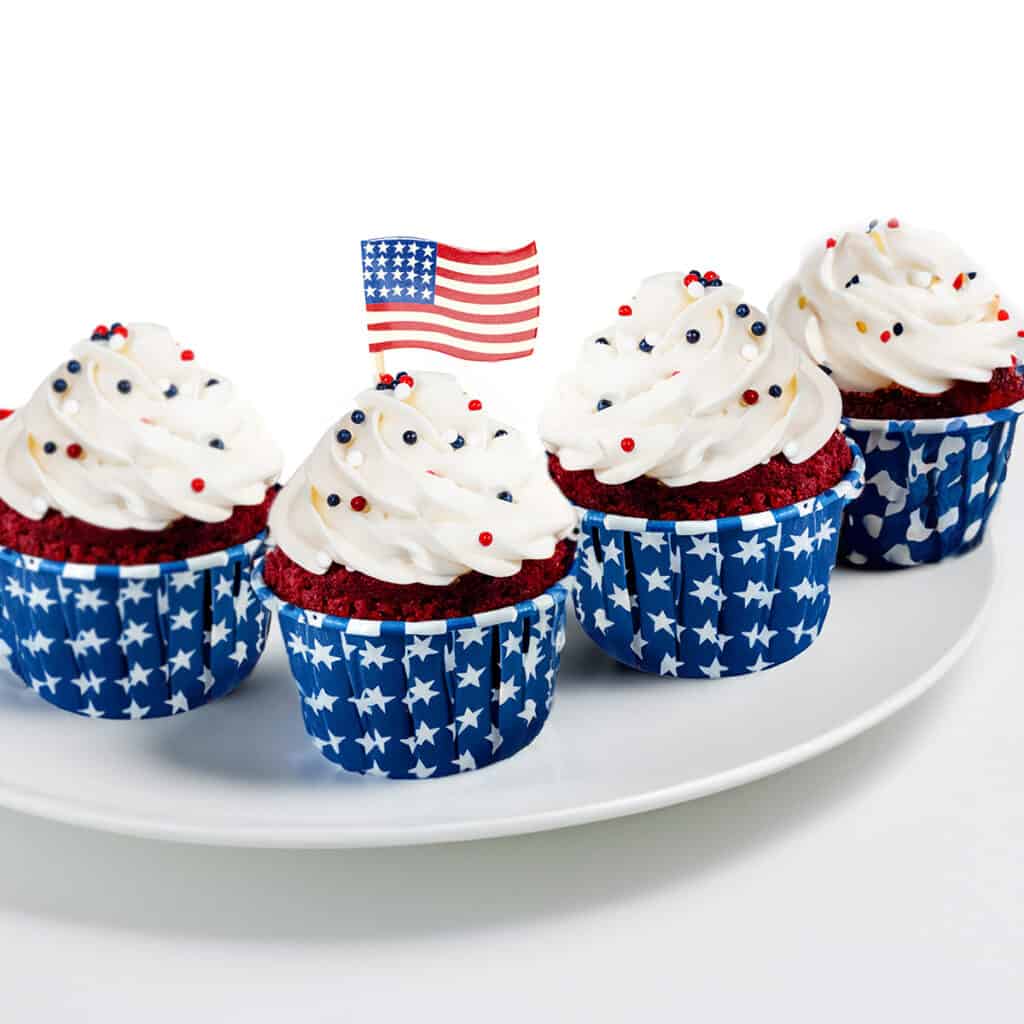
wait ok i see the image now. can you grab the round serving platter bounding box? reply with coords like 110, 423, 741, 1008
0, 544, 994, 849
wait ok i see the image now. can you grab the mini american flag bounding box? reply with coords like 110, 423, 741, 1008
361, 237, 539, 362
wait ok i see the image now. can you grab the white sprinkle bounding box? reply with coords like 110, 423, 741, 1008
686, 281, 705, 298
741, 343, 758, 361
346, 450, 364, 468
31, 497, 48, 516
316, 551, 332, 570
394, 382, 412, 400
109, 335, 127, 351
783, 441, 799, 459
64, 399, 80, 415
909, 270, 932, 288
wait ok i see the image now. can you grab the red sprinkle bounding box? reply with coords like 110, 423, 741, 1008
683, 274, 699, 286
620, 437, 635, 453
93, 324, 108, 336
1017, 331, 1024, 338
401, 375, 415, 388
191, 478, 206, 493
0, 409, 13, 420
180, 349, 195, 362
66, 443, 83, 459
379, 373, 394, 385
703, 270, 719, 281
478, 531, 493, 547
953, 273, 965, 291
825, 238, 837, 249
350, 495, 367, 512
112, 325, 129, 338
880, 330, 891, 343
998, 309, 1010, 321
618, 305, 633, 317
742, 389, 760, 406
887, 218, 900, 229
468, 399, 483, 411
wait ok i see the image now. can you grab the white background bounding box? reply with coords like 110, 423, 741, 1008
1, 1, 1022, 1019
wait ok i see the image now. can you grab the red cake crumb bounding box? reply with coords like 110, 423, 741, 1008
548, 431, 853, 520
842, 367, 1024, 420
0, 488, 277, 565
263, 540, 576, 621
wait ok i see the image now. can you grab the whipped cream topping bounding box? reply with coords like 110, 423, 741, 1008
770, 220, 1020, 394
270, 371, 576, 585
0, 323, 282, 531
539, 273, 841, 487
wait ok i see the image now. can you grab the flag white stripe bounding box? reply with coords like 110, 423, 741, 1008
432, 295, 539, 315
430, 273, 539, 295
368, 332, 534, 354
435, 255, 539, 277
366, 310, 538, 334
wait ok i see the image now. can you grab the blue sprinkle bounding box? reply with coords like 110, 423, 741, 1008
351, 410, 366, 424
497, 491, 513, 502
326, 493, 341, 507
209, 438, 225, 450
751, 321, 767, 337
893, 322, 904, 336
494, 429, 508, 438
706, 279, 723, 287
594, 337, 610, 346
769, 385, 783, 398
336, 428, 352, 444
117, 379, 132, 394
206, 378, 220, 387
596, 399, 612, 411
43, 441, 57, 454
968, 272, 977, 280
686, 330, 700, 344
164, 384, 179, 399
67, 360, 81, 374
52, 379, 68, 393
845, 275, 860, 288
735, 304, 750, 318
451, 434, 466, 449
403, 430, 418, 445
819, 364, 833, 375
638, 339, 654, 353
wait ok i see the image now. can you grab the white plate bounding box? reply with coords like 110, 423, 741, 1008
0, 545, 994, 848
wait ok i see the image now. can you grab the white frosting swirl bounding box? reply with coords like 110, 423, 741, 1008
770, 221, 1019, 394
0, 323, 282, 530
539, 274, 841, 486
270, 371, 576, 585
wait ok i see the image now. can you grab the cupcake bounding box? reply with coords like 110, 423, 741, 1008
0, 322, 283, 718
256, 370, 576, 780
541, 271, 864, 679
772, 220, 1024, 567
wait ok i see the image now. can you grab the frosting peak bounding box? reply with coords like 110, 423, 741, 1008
269, 371, 575, 585
540, 273, 841, 487
771, 220, 1020, 394
0, 323, 282, 530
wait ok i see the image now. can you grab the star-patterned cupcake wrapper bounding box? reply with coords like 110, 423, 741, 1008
253, 562, 568, 780
0, 534, 271, 719
841, 399, 1024, 569
570, 442, 865, 679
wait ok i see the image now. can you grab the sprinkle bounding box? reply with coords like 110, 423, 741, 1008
336, 428, 352, 444
350, 495, 367, 512
844, 275, 860, 289
594, 336, 610, 346
43, 441, 57, 453
394, 382, 412, 400
880, 330, 891, 343
686, 281, 705, 298
468, 399, 483, 411
1018, 331, 1024, 339
819, 364, 833, 375
400, 374, 415, 387
316, 551, 332, 570
351, 409, 366, 424
638, 339, 654, 353
206, 378, 220, 387
953, 273, 965, 291
798, 296, 807, 310
451, 434, 466, 449
893, 322, 904, 336
855, 321, 867, 334
867, 219, 879, 231
783, 441, 798, 459
66, 443, 83, 459
402, 430, 418, 445
998, 309, 1010, 321
346, 450, 364, 467
769, 385, 783, 398
164, 384, 179, 399
750, 321, 766, 337
0, 409, 13, 420
478, 531, 493, 547
596, 398, 613, 411
887, 218, 900, 229
67, 360, 81, 374
91, 324, 109, 340
52, 378, 68, 393
686, 329, 701, 344
618, 305, 632, 317
379, 373, 394, 386
111, 325, 128, 338
31, 498, 47, 516
735, 304, 750, 318
375, 382, 391, 391
326, 493, 341, 507
494, 429, 508, 438
109, 334, 127, 351
683, 274, 700, 286
620, 437, 635, 453
968, 272, 977, 280
742, 389, 759, 406
497, 491, 513, 502
64, 400, 80, 416
825, 238, 837, 249
209, 438, 225, 450
706, 279, 723, 288
741, 344, 758, 361
117, 379, 132, 394
181, 349, 195, 362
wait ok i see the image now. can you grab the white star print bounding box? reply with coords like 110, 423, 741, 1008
157, 589, 170, 617
233, 582, 253, 622
119, 579, 149, 605
410, 759, 436, 779
496, 678, 520, 705
313, 729, 345, 755
29, 671, 60, 695
688, 534, 721, 560
71, 669, 104, 695
816, 520, 837, 546
742, 624, 778, 650
700, 657, 727, 679
630, 631, 648, 660
4, 579, 27, 602
73, 585, 108, 614
169, 648, 193, 674
80, 701, 105, 719
305, 688, 338, 712
310, 639, 340, 669
169, 607, 197, 631
169, 571, 199, 593
785, 528, 815, 557
405, 635, 436, 661
166, 691, 190, 715
501, 631, 523, 658
27, 583, 55, 612
647, 609, 675, 635
209, 620, 230, 647
487, 724, 503, 753
602, 538, 622, 564
198, 666, 216, 693
364, 761, 390, 778
581, 548, 604, 589
120, 620, 152, 649
748, 654, 774, 673
659, 653, 681, 677
23, 631, 54, 655
733, 536, 767, 564
592, 608, 614, 634
66, 628, 108, 657
518, 699, 538, 725
452, 750, 477, 773
229, 640, 248, 667
403, 676, 439, 709
522, 641, 544, 681
789, 620, 820, 645
355, 729, 390, 755
735, 580, 778, 609
690, 576, 726, 608
791, 577, 825, 603
401, 720, 440, 752
637, 532, 667, 552
349, 685, 394, 716
359, 641, 394, 671
124, 699, 150, 720
457, 663, 485, 688
610, 584, 632, 611
286, 633, 311, 659
641, 567, 671, 593
456, 705, 483, 733
214, 577, 234, 601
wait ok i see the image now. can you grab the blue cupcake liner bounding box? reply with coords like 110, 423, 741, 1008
0, 534, 270, 719
253, 562, 569, 780
841, 398, 1024, 568
570, 442, 865, 679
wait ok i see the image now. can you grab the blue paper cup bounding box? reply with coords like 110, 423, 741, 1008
0, 534, 270, 719
253, 561, 569, 780
841, 399, 1024, 568
570, 441, 865, 679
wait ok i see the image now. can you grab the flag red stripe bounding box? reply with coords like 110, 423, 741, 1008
434, 265, 539, 286
368, 340, 534, 362
367, 303, 540, 325
436, 242, 537, 266
368, 321, 538, 344
434, 284, 540, 305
